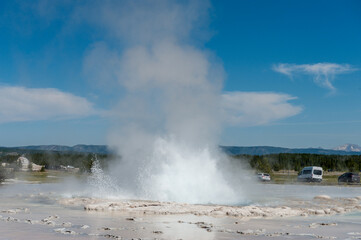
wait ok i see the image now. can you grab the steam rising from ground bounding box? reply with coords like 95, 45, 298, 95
84, 0, 254, 204
88, 136, 252, 204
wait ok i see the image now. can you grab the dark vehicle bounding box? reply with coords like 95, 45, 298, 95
338, 172, 360, 184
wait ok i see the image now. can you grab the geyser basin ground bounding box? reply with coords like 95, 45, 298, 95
1, 181, 361, 240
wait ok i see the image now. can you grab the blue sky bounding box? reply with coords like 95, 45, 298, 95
0, 0, 360, 148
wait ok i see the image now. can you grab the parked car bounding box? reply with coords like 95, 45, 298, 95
338, 172, 360, 184
257, 173, 271, 181
297, 166, 323, 182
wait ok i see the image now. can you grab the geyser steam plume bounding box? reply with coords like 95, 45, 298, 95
86, 0, 252, 204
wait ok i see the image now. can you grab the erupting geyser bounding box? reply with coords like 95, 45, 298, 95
85, 0, 253, 204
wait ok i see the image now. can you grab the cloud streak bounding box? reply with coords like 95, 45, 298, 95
273, 63, 356, 91
0, 86, 96, 123
221, 92, 302, 126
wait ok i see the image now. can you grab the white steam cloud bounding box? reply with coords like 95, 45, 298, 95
116, 40, 223, 145
0, 86, 96, 123
273, 63, 356, 92
79, 0, 255, 204
77, 0, 210, 45
83, 42, 121, 89
77, 0, 305, 204
103, 38, 243, 203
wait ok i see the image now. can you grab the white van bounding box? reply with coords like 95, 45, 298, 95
297, 166, 323, 182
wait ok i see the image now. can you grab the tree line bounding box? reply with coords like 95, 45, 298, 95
1, 151, 360, 181
0, 151, 111, 173
233, 153, 361, 174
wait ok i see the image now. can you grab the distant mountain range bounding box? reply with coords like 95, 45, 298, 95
0, 144, 109, 154
1, 143, 360, 156
221, 143, 361, 156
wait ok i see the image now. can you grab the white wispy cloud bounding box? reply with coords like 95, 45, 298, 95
0, 86, 96, 123
221, 92, 302, 126
273, 63, 356, 91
